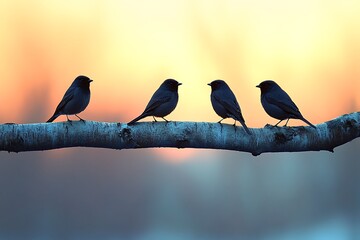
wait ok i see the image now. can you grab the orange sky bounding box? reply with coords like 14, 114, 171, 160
0, 1, 359, 149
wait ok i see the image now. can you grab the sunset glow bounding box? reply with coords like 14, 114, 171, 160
0, 1, 359, 159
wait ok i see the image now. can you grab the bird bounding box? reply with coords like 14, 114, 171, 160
208, 80, 251, 135
47, 75, 93, 122
128, 79, 182, 124
256, 80, 316, 128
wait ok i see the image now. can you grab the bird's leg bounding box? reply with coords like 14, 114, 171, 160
66, 115, 72, 125
274, 119, 283, 127
232, 120, 236, 127
75, 114, 85, 122
284, 119, 290, 127
162, 117, 169, 123
217, 119, 224, 133
152, 116, 157, 123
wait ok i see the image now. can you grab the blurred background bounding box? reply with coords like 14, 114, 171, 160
0, 0, 359, 239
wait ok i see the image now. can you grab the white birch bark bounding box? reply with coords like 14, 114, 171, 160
0, 112, 359, 156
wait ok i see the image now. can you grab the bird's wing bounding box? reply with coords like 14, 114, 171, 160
143, 93, 172, 114
264, 93, 301, 117
214, 94, 244, 122
53, 86, 75, 113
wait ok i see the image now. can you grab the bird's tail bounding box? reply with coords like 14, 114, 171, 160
47, 114, 59, 123
128, 114, 146, 125
239, 120, 252, 135
300, 117, 316, 129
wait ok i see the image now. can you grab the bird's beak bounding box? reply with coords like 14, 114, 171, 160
89, 79, 93, 83
207, 83, 211, 86
256, 85, 260, 88
178, 83, 182, 86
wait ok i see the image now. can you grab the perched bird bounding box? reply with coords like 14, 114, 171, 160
128, 79, 181, 124
47, 75, 93, 122
256, 80, 316, 128
208, 80, 251, 135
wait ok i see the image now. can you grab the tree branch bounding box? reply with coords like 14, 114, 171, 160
1, 112, 359, 155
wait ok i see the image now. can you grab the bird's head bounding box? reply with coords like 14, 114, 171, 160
256, 80, 278, 93
73, 75, 93, 89
162, 79, 182, 91
207, 79, 227, 91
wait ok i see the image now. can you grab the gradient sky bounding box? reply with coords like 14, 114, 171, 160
0, 2, 359, 238
0, 1, 359, 160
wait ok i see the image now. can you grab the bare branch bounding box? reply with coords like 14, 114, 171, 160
0, 112, 359, 155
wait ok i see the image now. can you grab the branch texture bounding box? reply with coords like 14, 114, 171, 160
0, 112, 359, 155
